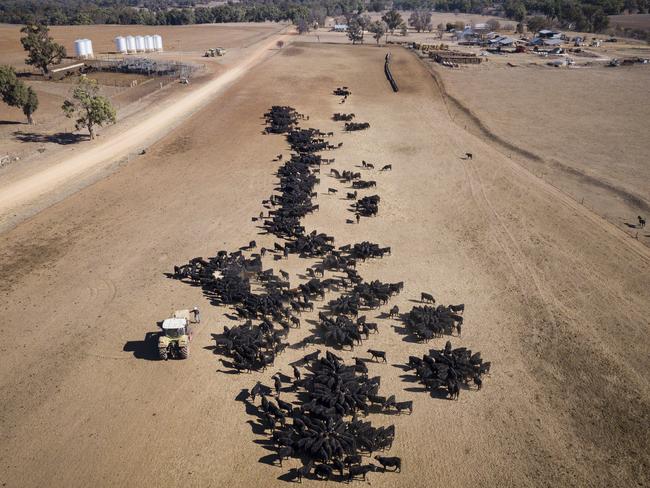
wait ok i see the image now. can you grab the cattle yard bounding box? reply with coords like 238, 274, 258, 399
1, 27, 649, 488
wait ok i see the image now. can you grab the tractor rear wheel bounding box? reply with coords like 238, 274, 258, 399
158, 347, 168, 360
179, 346, 189, 359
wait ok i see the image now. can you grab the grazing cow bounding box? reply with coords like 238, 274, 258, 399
273, 375, 282, 396
366, 163, 374, 169
366, 322, 378, 334
639, 215, 646, 228
474, 375, 483, 390
314, 464, 333, 480
290, 316, 301, 328
250, 381, 263, 402
394, 400, 413, 415
380, 164, 392, 171
368, 349, 387, 362
389, 305, 399, 318
292, 365, 301, 381
344, 454, 362, 467
421, 292, 435, 303
348, 465, 377, 481
465, 152, 473, 159
346, 191, 357, 200
279, 269, 290, 281
276, 446, 293, 466
288, 461, 313, 483
375, 456, 402, 472
449, 303, 465, 314
328, 188, 338, 194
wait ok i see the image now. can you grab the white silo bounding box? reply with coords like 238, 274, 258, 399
153, 34, 163, 51
126, 35, 136, 53
144, 35, 154, 52
74, 39, 88, 58
126, 35, 135, 52
114, 36, 127, 53
135, 35, 145, 52
83, 39, 94, 58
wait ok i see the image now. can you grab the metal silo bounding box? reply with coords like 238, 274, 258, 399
153, 35, 163, 51
74, 39, 88, 58
144, 35, 154, 52
83, 39, 94, 58
114, 36, 127, 53
126, 35, 136, 53
135, 35, 145, 52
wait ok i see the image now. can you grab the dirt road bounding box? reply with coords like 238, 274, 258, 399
0, 27, 290, 229
0, 43, 648, 488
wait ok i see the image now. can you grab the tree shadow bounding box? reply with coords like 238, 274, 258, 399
13, 131, 88, 145
122, 332, 160, 360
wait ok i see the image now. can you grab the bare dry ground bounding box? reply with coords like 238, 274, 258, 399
0, 23, 282, 168
432, 57, 650, 245
0, 42, 649, 488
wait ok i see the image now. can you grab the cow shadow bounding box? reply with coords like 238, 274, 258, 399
122, 332, 160, 360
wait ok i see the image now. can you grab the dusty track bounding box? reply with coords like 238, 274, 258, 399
0, 27, 290, 229
0, 43, 648, 488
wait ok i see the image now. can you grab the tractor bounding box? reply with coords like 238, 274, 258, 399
157, 309, 197, 360
203, 47, 226, 57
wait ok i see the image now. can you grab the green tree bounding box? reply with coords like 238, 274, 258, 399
20, 24, 66, 75
62, 77, 116, 140
0, 65, 38, 124
347, 18, 364, 44
22, 86, 38, 124
527, 15, 548, 33
295, 17, 311, 34
368, 20, 387, 44
409, 10, 432, 32
382, 10, 403, 34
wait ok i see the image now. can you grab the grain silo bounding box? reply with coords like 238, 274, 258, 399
114, 36, 127, 53
83, 39, 94, 58
153, 35, 163, 52
126, 35, 136, 53
144, 35, 154, 52
74, 39, 88, 58
135, 35, 145, 52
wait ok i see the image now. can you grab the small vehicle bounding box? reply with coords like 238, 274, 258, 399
203, 47, 226, 57
158, 310, 194, 360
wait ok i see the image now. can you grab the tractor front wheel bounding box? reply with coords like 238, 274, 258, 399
158, 347, 168, 360
179, 346, 189, 359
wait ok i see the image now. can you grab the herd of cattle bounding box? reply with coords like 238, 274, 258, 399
171, 90, 490, 481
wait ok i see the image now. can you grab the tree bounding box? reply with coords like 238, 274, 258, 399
62, 77, 116, 140
526, 16, 548, 33
22, 86, 38, 124
382, 10, 403, 34
409, 10, 432, 32
20, 24, 66, 75
347, 18, 364, 44
486, 19, 501, 31
368, 20, 387, 44
0, 65, 38, 124
295, 17, 311, 34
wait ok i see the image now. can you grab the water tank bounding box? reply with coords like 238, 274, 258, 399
74, 39, 88, 58
153, 34, 163, 51
83, 39, 94, 58
135, 35, 145, 52
144, 35, 154, 52
126, 35, 136, 53
114, 36, 127, 53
